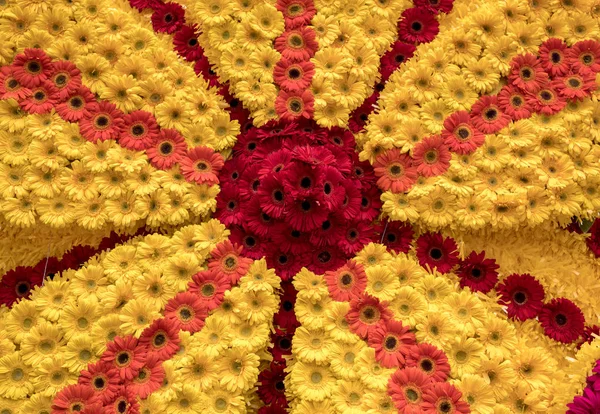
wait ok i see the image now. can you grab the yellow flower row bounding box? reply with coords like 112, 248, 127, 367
0, 220, 229, 409
287, 242, 596, 413
139, 258, 281, 414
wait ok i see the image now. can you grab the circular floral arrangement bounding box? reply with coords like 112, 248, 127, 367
1, 0, 600, 413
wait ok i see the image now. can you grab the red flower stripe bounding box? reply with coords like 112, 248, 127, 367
52, 240, 252, 413
566, 358, 600, 412
0, 50, 225, 185
0, 229, 146, 308
374, 38, 600, 194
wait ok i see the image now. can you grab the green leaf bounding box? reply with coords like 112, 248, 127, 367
580, 219, 595, 233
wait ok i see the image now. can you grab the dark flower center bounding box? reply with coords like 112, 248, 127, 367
318, 251, 331, 263
421, 358, 434, 372
70, 96, 83, 108
429, 248, 443, 260
55, 74, 67, 86
582, 53, 593, 64
539, 90, 553, 101
34, 91, 46, 101
116, 351, 130, 365
131, 125, 145, 136
484, 108, 498, 120
555, 313, 567, 326
179, 307, 192, 320
340, 273, 353, 286
384, 335, 397, 350
511, 96, 523, 107
457, 127, 470, 139
411, 21, 423, 32
568, 77, 581, 88
159, 142, 173, 155
513, 291, 527, 304
117, 400, 127, 413
470, 267, 482, 279
288, 67, 301, 79
27, 61, 41, 73
93, 376, 106, 389
551, 51, 562, 63
7, 79, 18, 89
520, 67, 532, 79
95, 115, 109, 128
153, 333, 166, 346
15, 281, 29, 296
164, 13, 173, 23
288, 98, 303, 113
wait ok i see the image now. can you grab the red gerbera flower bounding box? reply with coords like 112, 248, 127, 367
379, 220, 414, 254
358, 184, 383, 222
208, 240, 253, 284
0, 66, 29, 100
496, 273, 545, 321
405, 343, 451, 382
346, 293, 392, 339
388, 367, 433, 414
270, 329, 295, 360
79, 101, 125, 143
422, 382, 470, 414
415, 233, 459, 274
553, 68, 596, 100
130, 354, 164, 399
308, 245, 346, 274
368, 320, 416, 368
538, 38, 570, 77
349, 92, 379, 132
78, 361, 120, 404
526, 83, 566, 115
215, 184, 245, 226
173, 24, 203, 61
56, 86, 96, 122
539, 298, 585, 344
325, 258, 368, 300
284, 196, 329, 232
457, 251, 499, 293
412, 136, 451, 177
273, 282, 300, 331
151, 2, 185, 34
380, 42, 417, 81
49, 60, 82, 100
257, 362, 288, 407
509, 53, 549, 93
568, 39, 600, 73
52, 384, 101, 413
275, 89, 314, 121
0, 266, 43, 305
470, 95, 511, 134
497, 85, 532, 120
118, 110, 159, 151
146, 128, 187, 170
138, 317, 181, 361
164, 292, 208, 333
441, 111, 485, 154
266, 246, 306, 281
180, 146, 224, 185
340, 221, 376, 255
189, 269, 231, 310
398, 7, 439, 44
129, 0, 161, 10
105, 386, 139, 414
374, 149, 418, 192
276, 0, 316, 29
414, 0, 454, 13
12, 48, 53, 88
274, 27, 318, 62
101, 335, 146, 380
274, 58, 314, 92
19, 81, 59, 114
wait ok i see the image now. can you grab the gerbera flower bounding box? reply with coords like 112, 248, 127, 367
0, 266, 43, 305
276, 0, 316, 28
189, 269, 231, 310
180, 146, 224, 185
274, 27, 318, 62
215, 184, 245, 226
368, 320, 416, 368
49, 60, 82, 100
12, 48, 53, 88
380, 42, 416, 81
79, 101, 125, 143
412, 136, 451, 177
374, 149, 418, 192
388, 367, 432, 413
457, 250, 499, 293
274, 58, 315, 92
78, 361, 120, 404
0, 66, 29, 100
324, 259, 367, 301
284, 196, 329, 232
509, 53, 549, 93
441, 111, 485, 154
346, 294, 392, 339
139, 317, 180, 361
397, 7, 439, 44
56, 86, 96, 122
273, 283, 300, 331
496, 273, 545, 320
414, 0, 454, 13
415, 233, 459, 274
258, 362, 288, 407
470, 95, 511, 134
129, 0, 161, 11
105, 386, 138, 414
539, 38, 570, 77
52, 384, 101, 413
422, 382, 470, 414
497, 85, 532, 120
379, 221, 414, 254
567, 39, 600, 73
146, 128, 187, 170
101, 335, 146, 380
405, 343, 450, 382
275, 89, 314, 120
219, 348, 261, 393
130, 355, 164, 398
164, 292, 208, 333
526, 83, 566, 115
151, 2, 185, 34
19, 82, 59, 114
539, 298, 585, 343
208, 240, 253, 284
118, 110, 159, 151
173, 24, 202, 61
553, 68, 596, 100
567, 387, 600, 414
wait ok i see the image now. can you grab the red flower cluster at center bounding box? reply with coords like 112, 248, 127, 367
215, 121, 382, 278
